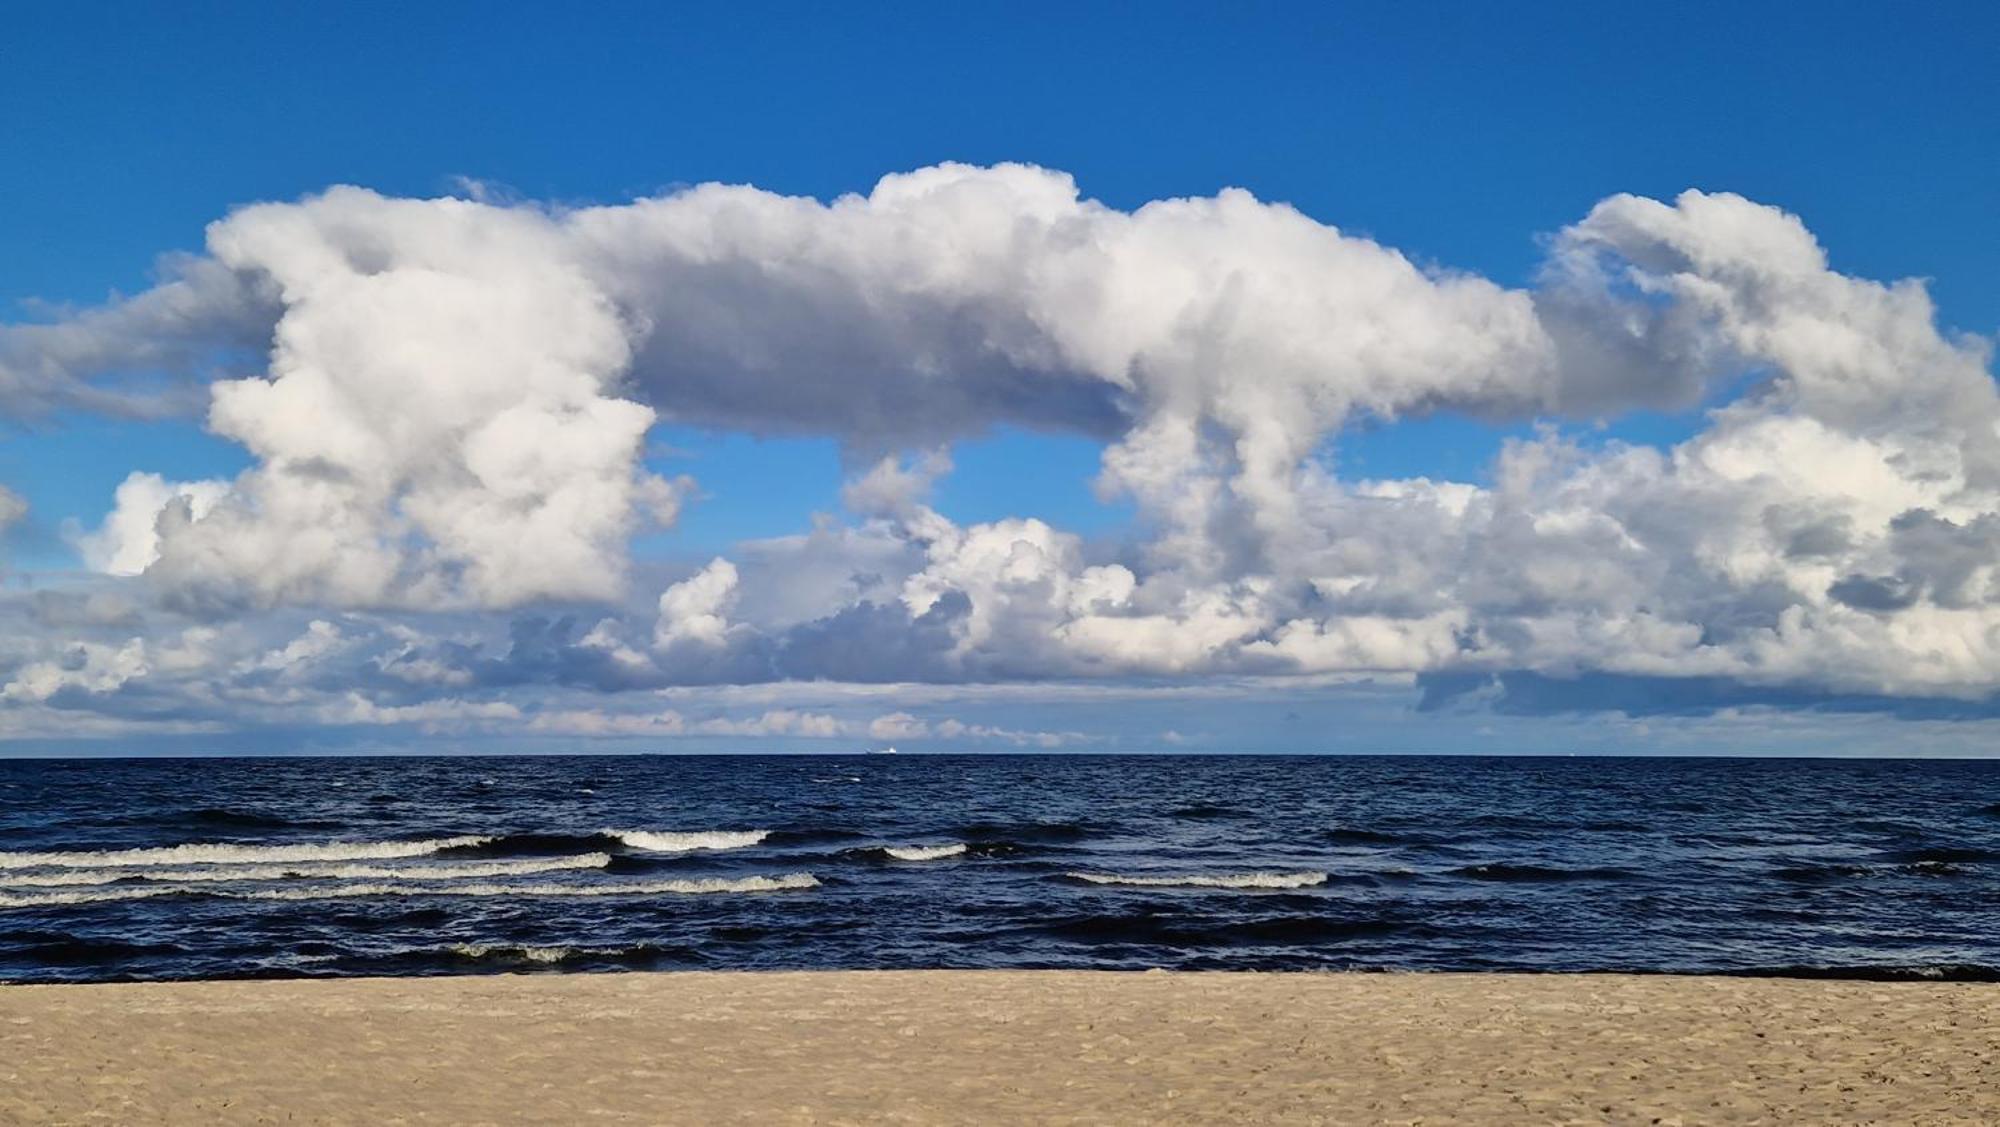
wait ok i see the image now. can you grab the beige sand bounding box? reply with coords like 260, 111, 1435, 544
1, 971, 1994, 1125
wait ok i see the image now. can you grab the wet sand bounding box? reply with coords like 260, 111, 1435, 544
2, 971, 1995, 1124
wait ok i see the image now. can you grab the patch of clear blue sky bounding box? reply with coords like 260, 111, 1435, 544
0, 413, 250, 569
639, 426, 1130, 556
3, 0, 1995, 566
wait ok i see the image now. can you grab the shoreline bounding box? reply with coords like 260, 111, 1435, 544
11, 961, 2000, 986
4, 970, 1994, 1124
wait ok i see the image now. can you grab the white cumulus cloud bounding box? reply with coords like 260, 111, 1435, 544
3, 169, 2000, 727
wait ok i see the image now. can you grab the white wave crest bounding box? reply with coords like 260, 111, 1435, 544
0, 853, 610, 888
610, 829, 767, 853
0, 886, 184, 907
0, 872, 819, 908
0, 835, 492, 871
240, 872, 820, 900
1064, 870, 1329, 890
883, 843, 968, 861
450, 943, 576, 964
249, 873, 819, 900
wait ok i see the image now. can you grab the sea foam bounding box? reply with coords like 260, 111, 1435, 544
450, 943, 576, 964
883, 843, 969, 861
0, 871, 819, 908
237, 873, 820, 900
1063, 870, 1330, 890
0, 835, 494, 871
609, 829, 769, 853
0, 853, 610, 888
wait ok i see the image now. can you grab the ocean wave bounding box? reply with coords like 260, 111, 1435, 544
0, 872, 819, 908
1883, 846, 1998, 865
104, 807, 341, 831
449, 943, 576, 964
1062, 870, 1329, 890
1322, 827, 1412, 845
243, 872, 820, 900
881, 843, 968, 862
763, 828, 870, 847
0, 853, 610, 888
0, 835, 493, 871
953, 821, 1092, 844
386, 940, 700, 971
436, 942, 698, 968
419, 829, 771, 858
0, 929, 190, 965
0, 887, 186, 907
184, 807, 319, 829
1774, 860, 1966, 882
609, 829, 768, 853
1711, 963, 2000, 983
1032, 912, 1407, 946
433, 832, 618, 857
1449, 863, 1634, 883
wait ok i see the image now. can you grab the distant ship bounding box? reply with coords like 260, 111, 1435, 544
869, 746, 900, 755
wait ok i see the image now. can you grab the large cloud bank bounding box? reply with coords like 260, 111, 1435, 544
4, 164, 1999, 739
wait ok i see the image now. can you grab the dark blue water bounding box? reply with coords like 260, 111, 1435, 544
2, 754, 1997, 983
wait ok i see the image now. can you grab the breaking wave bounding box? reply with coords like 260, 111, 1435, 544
0, 887, 185, 908
449, 943, 580, 964
608, 829, 768, 853
0, 872, 820, 908
1062, 870, 1329, 890
0, 836, 493, 871
0, 854, 610, 888
882, 843, 968, 861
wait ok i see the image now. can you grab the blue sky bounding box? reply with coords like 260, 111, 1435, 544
7, 2, 1997, 308
3, 3, 1999, 753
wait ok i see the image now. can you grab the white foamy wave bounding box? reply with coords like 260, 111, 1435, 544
0, 871, 819, 909
450, 943, 576, 964
884, 843, 968, 861
0, 853, 610, 888
0, 835, 493, 871
1064, 870, 1329, 890
610, 829, 768, 853
0, 886, 185, 907
239, 872, 820, 900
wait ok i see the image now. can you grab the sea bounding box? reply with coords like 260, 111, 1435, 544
2, 754, 1997, 984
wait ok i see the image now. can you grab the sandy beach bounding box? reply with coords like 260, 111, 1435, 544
0, 971, 1993, 1125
